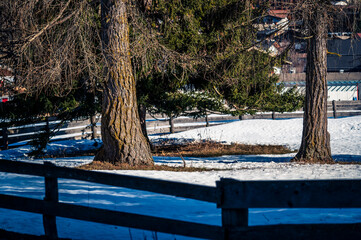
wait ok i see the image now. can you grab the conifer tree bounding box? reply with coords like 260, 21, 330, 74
134, 0, 302, 120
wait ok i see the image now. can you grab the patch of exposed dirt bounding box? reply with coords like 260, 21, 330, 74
78, 160, 226, 171
152, 141, 294, 158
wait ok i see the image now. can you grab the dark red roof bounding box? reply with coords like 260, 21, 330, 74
269, 9, 289, 19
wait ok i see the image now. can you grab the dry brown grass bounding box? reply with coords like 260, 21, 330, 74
336, 161, 361, 165
153, 141, 294, 158
78, 161, 222, 171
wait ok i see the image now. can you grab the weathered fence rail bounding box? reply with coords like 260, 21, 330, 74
1, 100, 361, 150
241, 100, 361, 120
0, 117, 101, 150
0, 159, 360, 239
0, 114, 239, 150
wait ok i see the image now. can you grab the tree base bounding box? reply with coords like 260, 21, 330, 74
94, 146, 154, 166
291, 155, 334, 164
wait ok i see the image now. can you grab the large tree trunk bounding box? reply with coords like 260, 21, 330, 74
294, 3, 333, 163
95, 0, 153, 166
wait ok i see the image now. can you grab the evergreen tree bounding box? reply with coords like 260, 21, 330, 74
133, 0, 302, 121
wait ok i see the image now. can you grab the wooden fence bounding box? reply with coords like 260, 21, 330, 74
1, 100, 361, 150
0, 116, 100, 150
0, 114, 239, 150
0, 159, 360, 239
240, 100, 361, 120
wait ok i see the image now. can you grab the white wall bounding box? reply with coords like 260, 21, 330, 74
286, 85, 359, 101
327, 86, 358, 101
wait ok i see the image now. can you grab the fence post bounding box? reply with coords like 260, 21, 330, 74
45, 117, 50, 135
332, 100, 337, 119
221, 208, 248, 239
43, 162, 59, 239
90, 116, 97, 140
205, 113, 210, 127
169, 116, 175, 133
1, 127, 8, 150
272, 112, 276, 120
217, 180, 248, 240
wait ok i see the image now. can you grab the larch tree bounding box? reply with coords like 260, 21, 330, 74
263, 0, 360, 163
94, 0, 153, 165
293, 0, 333, 162
0, 0, 153, 165
291, 0, 360, 162
0, 0, 103, 152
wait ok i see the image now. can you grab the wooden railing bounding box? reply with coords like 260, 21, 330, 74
217, 178, 361, 239
1, 100, 361, 150
0, 159, 360, 239
0, 114, 239, 150
241, 100, 361, 120
0, 116, 100, 150
0, 101, 361, 149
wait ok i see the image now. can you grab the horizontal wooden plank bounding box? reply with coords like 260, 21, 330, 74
53, 127, 89, 137
173, 125, 219, 132
4, 121, 88, 139
337, 112, 361, 117
5, 133, 43, 145
173, 117, 207, 124
216, 178, 361, 208
0, 228, 70, 240
336, 106, 361, 110
147, 128, 170, 135
228, 223, 361, 240
207, 116, 239, 121
0, 159, 217, 203
146, 121, 171, 128
7, 126, 43, 136
333, 100, 361, 105
273, 113, 304, 119
0, 194, 222, 240
62, 119, 90, 128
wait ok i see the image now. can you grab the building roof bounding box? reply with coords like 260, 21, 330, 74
269, 9, 289, 19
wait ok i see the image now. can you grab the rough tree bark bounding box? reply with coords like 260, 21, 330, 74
95, 0, 153, 165
294, 2, 333, 163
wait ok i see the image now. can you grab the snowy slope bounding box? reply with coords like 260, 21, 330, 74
151, 116, 361, 156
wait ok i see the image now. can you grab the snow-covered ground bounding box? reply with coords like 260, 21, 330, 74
0, 116, 361, 239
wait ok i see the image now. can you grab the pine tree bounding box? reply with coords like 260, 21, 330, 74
138, 0, 303, 118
